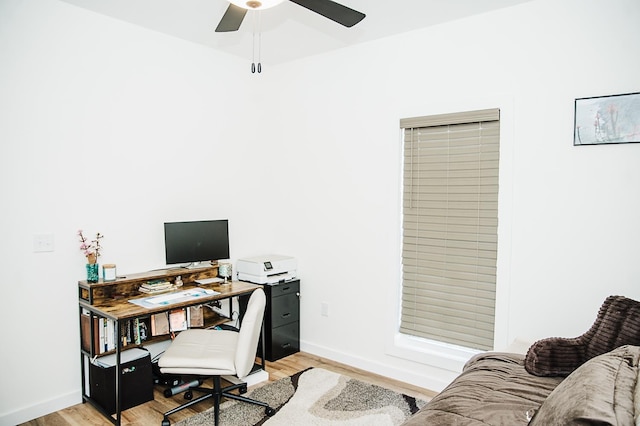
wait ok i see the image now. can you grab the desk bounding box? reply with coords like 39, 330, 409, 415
78, 268, 261, 426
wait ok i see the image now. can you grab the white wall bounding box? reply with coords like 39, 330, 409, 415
1, 0, 639, 423
0, 1, 259, 423
260, 0, 640, 390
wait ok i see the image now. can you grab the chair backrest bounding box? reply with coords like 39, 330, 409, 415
235, 288, 266, 378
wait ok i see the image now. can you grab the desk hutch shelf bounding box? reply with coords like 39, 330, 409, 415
79, 266, 219, 306
79, 266, 229, 357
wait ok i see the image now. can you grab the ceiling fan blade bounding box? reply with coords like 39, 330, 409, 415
289, 0, 365, 27
215, 3, 248, 32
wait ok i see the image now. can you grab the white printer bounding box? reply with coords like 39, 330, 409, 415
236, 255, 297, 285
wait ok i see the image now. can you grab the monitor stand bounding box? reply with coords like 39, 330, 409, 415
185, 261, 214, 269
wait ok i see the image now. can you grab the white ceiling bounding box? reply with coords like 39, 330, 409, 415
59, 0, 533, 65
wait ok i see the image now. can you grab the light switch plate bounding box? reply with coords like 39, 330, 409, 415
321, 302, 329, 317
33, 233, 54, 252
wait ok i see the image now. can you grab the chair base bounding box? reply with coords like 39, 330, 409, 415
161, 376, 275, 426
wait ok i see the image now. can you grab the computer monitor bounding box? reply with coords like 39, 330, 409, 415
163, 220, 230, 268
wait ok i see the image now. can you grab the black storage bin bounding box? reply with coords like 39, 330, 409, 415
89, 348, 154, 414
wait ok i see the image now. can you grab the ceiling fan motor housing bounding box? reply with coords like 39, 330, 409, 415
229, 0, 286, 10
219, 0, 365, 32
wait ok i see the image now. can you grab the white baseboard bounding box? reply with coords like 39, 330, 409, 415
300, 340, 455, 394
242, 368, 269, 387
0, 391, 81, 426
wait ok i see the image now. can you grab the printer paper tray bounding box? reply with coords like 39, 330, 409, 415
238, 272, 296, 284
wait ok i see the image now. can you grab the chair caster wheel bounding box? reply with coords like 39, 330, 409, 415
239, 384, 248, 394
184, 391, 193, 400
161, 418, 170, 426
265, 407, 276, 416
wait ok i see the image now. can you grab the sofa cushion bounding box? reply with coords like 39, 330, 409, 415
529, 345, 640, 426
401, 352, 563, 426
635, 370, 640, 425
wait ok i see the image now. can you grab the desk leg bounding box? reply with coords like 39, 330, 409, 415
260, 319, 266, 370
79, 306, 87, 402
114, 320, 122, 426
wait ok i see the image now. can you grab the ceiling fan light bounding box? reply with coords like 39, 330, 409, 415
228, 0, 285, 10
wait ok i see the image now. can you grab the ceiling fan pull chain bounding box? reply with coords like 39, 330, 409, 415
257, 12, 262, 73
247, 9, 266, 74
251, 11, 256, 73
258, 30, 262, 73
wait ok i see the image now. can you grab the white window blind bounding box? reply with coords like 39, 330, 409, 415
400, 108, 500, 351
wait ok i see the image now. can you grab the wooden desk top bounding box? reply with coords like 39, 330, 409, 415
80, 281, 261, 321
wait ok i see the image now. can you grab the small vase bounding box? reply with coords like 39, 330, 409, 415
86, 263, 99, 283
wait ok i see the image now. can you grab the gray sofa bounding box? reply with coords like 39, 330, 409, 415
403, 295, 640, 425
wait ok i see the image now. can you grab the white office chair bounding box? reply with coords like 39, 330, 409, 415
158, 288, 275, 425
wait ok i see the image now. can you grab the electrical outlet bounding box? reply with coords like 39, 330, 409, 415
321, 302, 329, 317
33, 233, 54, 252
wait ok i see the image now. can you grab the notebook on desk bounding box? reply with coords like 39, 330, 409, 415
195, 277, 224, 285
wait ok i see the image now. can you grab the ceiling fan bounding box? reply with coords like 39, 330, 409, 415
215, 0, 366, 32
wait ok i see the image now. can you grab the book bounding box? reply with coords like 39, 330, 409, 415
151, 312, 170, 336
134, 316, 151, 344
106, 319, 115, 351
188, 305, 204, 328
139, 280, 176, 294
80, 311, 91, 352
92, 316, 101, 353
80, 310, 106, 353
121, 320, 133, 346
169, 308, 188, 332
100, 318, 107, 352
138, 316, 151, 343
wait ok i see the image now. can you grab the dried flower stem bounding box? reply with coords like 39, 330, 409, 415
78, 230, 103, 264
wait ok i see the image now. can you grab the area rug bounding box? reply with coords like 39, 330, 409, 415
175, 367, 428, 426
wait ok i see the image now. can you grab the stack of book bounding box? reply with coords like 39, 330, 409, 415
139, 280, 176, 294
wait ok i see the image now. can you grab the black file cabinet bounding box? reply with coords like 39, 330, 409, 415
263, 280, 300, 361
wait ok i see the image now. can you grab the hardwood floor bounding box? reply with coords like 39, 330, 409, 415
21, 352, 435, 425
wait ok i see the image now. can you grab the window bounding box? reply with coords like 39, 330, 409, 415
400, 108, 500, 351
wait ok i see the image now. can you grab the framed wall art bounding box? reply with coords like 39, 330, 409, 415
573, 91, 640, 146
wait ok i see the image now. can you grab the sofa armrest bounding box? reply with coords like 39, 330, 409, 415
524, 337, 586, 376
